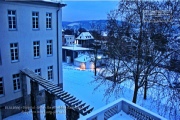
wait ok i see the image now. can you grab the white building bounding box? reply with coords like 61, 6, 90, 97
74, 54, 94, 69
64, 35, 75, 46
62, 32, 94, 63
76, 32, 94, 47
0, 0, 65, 119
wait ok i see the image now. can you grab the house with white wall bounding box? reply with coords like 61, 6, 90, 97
64, 35, 75, 46
62, 32, 94, 63
0, 0, 65, 119
76, 32, 94, 48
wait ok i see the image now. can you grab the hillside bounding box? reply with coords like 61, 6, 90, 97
62, 20, 108, 31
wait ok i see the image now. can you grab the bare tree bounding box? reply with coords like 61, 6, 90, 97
93, 1, 180, 117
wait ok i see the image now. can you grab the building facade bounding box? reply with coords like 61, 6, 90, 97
64, 35, 75, 46
0, 0, 65, 119
76, 32, 94, 48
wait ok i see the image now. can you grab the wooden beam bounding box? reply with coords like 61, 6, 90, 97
64, 96, 75, 102
46, 86, 59, 91
57, 92, 68, 97
82, 107, 94, 116
61, 93, 70, 99
75, 103, 86, 110
21, 68, 94, 117
49, 87, 61, 91
79, 105, 90, 113
71, 100, 82, 107
68, 99, 78, 105
50, 88, 62, 93
54, 90, 64, 96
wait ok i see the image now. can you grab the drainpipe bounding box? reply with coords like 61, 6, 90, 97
57, 7, 60, 87
57, 3, 66, 88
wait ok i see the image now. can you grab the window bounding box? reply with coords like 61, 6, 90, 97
35, 68, 41, 76
46, 13, 52, 29
47, 66, 53, 80
8, 10, 16, 30
33, 41, 40, 58
0, 77, 4, 96
10, 43, 19, 62
32, 12, 39, 29
13, 74, 21, 92
47, 40, 53, 56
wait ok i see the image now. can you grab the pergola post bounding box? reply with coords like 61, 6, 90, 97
72, 51, 75, 63
66, 105, 79, 120
0, 107, 2, 120
65, 50, 67, 62
45, 91, 56, 120
21, 73, 28, 111
21, 68, 93, 120
30, 80, 40, 120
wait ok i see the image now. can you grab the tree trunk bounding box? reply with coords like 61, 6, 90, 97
144, 79, 147, 100
132, 84, 139, 103
113, 57, 116, 81
94, 46, 97, 76
94, 56, 97, 76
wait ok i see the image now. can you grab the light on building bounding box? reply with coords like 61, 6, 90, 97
90, 62, 95, 69
97, 55, 102, 59
80, 63, 86, 70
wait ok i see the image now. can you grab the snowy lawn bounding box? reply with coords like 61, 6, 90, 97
3, 63, 177, 120
4, 63, 117, 120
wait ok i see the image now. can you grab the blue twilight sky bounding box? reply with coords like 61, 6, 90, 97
62, 1, 119, 22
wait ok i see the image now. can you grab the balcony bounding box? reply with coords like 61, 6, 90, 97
79, 98, 166, 120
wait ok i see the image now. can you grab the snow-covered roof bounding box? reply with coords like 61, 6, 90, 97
62, 46, 93, 51
64, 35, 74, 37
41, 0, 61, 3
74, 55, 92, 63
101, 31, 108, 37
76, 32, 94, 40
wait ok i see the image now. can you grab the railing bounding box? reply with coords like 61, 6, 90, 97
79, 98, 167, 120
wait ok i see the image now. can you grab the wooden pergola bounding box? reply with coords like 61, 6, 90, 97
21, 68, 93, 120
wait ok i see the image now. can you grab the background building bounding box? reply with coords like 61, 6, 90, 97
0, 0, 65, 119
76, 32, 94, 48
64, 35, 75, 46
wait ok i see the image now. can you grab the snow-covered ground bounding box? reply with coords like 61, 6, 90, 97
3, 63, 179, 120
